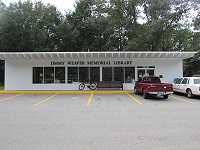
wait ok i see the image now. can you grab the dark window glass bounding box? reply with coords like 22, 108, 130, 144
90, 67, 100, 82
44, 67, 54, 84
138, 69, 145, 79
102, 67, 112, 81
68, 67, 78, 83
137, 66, 155, 68
55, 67, 65, 83
149, 66, 155, 68
147, 69, 154, 76
79, 67, 89, 82
181, 78, 188, 84
176, 78, 183, 84
114, 67, 124, 82
33, 67, 43, 84
125, 67, 135, 83
143, 77, 160, 83
194, 79, 200, 84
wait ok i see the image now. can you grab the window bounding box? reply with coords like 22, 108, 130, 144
79, 67, 89, 82
55, 67, 65, 83
44, 67, 54, 83
181, 78, 188, 84
90, 67, 100, 82
125, 67, 135, 83
194, 79, 200, 84
33, 67, 43, 84
176, 78, 183, 84
114, 67, 124, 82
138, 69, 145, 78
102, 67, 112, 81
33, 67, 66, 84
32, 66, 139, 84
68, 67, 78, 83
143, 77, 160, 83
147, 69, 154, 76
102, 67, 135, 83
137, 66, 155, 80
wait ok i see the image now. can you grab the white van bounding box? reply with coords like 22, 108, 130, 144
173, 77, 200, 98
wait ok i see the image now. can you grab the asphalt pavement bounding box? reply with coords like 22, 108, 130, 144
0, 93, 200, 150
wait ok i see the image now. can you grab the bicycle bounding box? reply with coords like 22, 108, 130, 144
79, 81, 97, 90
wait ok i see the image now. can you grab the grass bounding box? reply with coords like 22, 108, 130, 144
0, 86, 4, 90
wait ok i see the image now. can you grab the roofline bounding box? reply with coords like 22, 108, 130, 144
0, 51, 197, 60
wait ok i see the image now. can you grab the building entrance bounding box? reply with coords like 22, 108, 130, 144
137, 66, 155, 80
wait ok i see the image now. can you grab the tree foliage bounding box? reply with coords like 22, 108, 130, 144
0, 0, 63, 52
1, 0, 199, 52
0, 0, 200, 84
184, 51, 200, 77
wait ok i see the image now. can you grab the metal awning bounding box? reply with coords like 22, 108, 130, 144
0, 51, 197, 60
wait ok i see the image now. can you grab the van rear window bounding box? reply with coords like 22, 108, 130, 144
194, 79, 200, 84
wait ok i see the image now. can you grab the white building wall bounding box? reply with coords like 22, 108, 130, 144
132, 58, 183, 83
5, 58, 183, 90
154, 59, 183, 83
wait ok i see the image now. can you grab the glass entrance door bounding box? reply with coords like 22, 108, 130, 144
137, 68, 155, 80
138, 69, 145, 79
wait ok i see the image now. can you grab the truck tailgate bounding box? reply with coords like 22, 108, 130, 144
147, 83, 173, 92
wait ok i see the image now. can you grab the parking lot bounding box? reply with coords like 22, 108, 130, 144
0, 92, 200, 150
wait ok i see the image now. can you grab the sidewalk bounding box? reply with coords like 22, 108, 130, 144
0, 90, 135, 95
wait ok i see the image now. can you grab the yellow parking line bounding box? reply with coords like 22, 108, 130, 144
86, 93, 94, 106
33, 93, 58, 106
170, 95, 195, 104
127, 93, 142, 105
0, 94, 24, 102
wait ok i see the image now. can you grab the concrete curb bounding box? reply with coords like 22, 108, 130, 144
0, 90, 135, 95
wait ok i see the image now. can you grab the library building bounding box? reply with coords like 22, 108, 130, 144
0, 51, 196, 91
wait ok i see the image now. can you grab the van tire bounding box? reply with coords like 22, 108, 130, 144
186, 89, 194, 98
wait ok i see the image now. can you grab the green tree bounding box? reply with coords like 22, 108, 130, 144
63, 0, 95, 51
184, 51, 200, 76
0, 0, 63, 52
57, 19, 79, 51
194, 12, 200, 30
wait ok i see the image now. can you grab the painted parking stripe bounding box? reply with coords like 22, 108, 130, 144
0, 94, 24, 102
33, 93, 58, 106
170, 95, 195, 104
86, 93, 94, 106
127, 93, 142, 105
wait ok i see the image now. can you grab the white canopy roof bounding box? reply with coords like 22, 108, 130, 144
0, 51, 197, 60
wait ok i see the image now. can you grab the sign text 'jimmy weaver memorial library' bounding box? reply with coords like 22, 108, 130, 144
50, 61, 133, 66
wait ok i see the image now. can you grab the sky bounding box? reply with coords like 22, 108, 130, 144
2, 0, 76, 14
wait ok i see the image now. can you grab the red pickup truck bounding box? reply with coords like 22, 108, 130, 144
135, 76, 173, 99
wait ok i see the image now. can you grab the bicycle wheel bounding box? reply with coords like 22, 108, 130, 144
89, 83, 97, 90
79, 83, 85, 90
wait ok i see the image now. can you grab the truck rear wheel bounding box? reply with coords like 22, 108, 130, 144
163, 95, 168, 99
142, 90, 148, 99
134, 87, 139, 94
